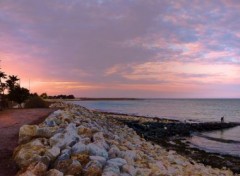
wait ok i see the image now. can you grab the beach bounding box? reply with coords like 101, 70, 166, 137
12, 102, 239, 175
0, 108, 56, 176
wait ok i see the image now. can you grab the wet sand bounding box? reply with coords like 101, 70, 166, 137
0, 108, 56, 176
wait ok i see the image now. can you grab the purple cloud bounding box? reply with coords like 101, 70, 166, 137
0, 0, 240, 97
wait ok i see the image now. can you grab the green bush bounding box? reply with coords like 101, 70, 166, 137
25, 96, 49, 108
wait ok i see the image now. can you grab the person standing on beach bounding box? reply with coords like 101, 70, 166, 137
221, 116, 224, 123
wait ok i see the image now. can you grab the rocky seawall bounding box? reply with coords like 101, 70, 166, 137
13, 102, 238, 176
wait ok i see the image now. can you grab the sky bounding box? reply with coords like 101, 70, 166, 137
0, 0, 240, 98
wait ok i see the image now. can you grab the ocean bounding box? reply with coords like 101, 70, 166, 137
71, 99, 240, 157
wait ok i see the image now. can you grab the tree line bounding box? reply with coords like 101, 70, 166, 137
40, 93, 75, 99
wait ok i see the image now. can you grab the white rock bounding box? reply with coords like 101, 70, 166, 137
87, 143, 108, 158
122, 164, 137, 176
103, 164, 120, 175
108, 145, 120, 158
93, 132, 105, 141
107, 158, 127, 167
124, 150, 136, 165
45, 146, 60, 160
71, 142, 87, 154
89, 156, 107, 166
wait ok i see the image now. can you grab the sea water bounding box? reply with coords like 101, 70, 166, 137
71, 99, 240, 157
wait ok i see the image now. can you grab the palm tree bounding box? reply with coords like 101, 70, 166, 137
0, 71, 7, 110
0, 71, 7, 84
0, 83, 7, 95
6, 75, 20, 90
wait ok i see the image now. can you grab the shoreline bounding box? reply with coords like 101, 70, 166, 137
95, 109, 240, 173
13, 102, 240, 175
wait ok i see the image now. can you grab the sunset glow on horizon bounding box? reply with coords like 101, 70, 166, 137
1, 0, 240, 98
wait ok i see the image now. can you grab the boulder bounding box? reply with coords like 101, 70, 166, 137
122, 164, 137, 176
18, 162, 47, 176
49, 124, 79, 149
107, 158, 127, 167
45, 146, 60, 160
89, 156, 107, 166
84, 160, 102, 176
14, 144, 50, 168
19, 125, 38, 144
54, 159, 73, 174
78, 126, 93, 138
93, 132, 105, 141
71, 153, 90, 166
36, 127, 58, 138
102, 163, 120, 176
46, 169, 64, 176
108, 145, 120, 158
71, 142, 87, 155
87, 143, 108, 158
65, 160, 82, 175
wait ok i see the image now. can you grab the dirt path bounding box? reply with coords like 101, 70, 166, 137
0, 108, 56, 176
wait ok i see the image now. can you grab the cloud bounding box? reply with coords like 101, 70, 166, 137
106, 61, 240, 85
1, 0, 240, 97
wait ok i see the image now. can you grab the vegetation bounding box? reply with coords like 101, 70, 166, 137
25, 95, 49, 108
0, 70, 75, 109
0, 71, 30, 108
40, 93, 75, 99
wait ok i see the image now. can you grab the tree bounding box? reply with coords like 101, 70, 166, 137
8, 85, 30, 108
6, 75, 20, 90
0, 83, 7, 95
0, 71, 7, 93
0, 71, 7, 83
40, 93, 48, 99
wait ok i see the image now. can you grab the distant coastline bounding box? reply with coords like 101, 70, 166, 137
71, 98, 240, 101
72, 98, 144, 101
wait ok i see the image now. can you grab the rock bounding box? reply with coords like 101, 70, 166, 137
87, 143, 108, 158
79, 137, 91, 144
36, 127, 58, 138
124, 150, 136, 165
53, 110, 63, 116
71, 142, 87, 154
14, 144, 50, 168
78, 126, 93, 138
122, 164, 137, 176
46, 169, 64, 176
93, 132, 105, 141
71, 153, 90, 166
103, 163, 120, 175
65, 159, 82, 175
45, 119, 57, 127
102, 171, 119, 176
94, 141, 110, 150
49, 123, 79, 149
18, 162, 47, 176
89, 156, 107, 166
107, 158, 127, 167
57, 148, 71, 161
19, 125, 38, 144
136, 168, 152, 175
54, 159, 73, 174
108, 145, 120, 158
84, 160, 102, 176
45, 146, 60, 160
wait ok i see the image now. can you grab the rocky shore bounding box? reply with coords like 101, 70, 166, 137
13, 102, 239, 175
